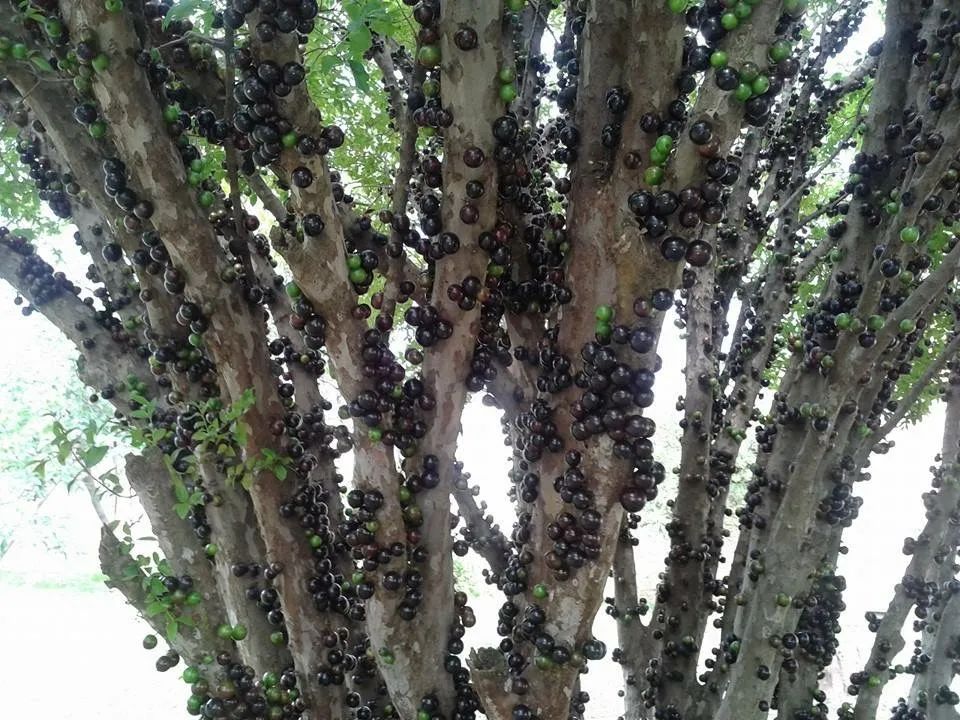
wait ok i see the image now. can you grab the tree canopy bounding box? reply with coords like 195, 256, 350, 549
1, 1, 960, 720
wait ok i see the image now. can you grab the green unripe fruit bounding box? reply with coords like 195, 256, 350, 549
532, 583, 549, 599
498, 66, 517, 83
534, 654, 555, 670
417, 45, 440, 68
667, 0, 687, 12
900, 226, 920, 244
644, 166, 664, 185
751, 75, 770, 95
163, 105, 180, 123
422, 79, 440, 97
204, 543, 218, 558
899, 319, 916, 334
105, 0, 123, 10
183, 666, 200, 684
216, 624, 233, 639
768, 39, 791, 63
734, 83, 753, 102
505, 0, 525, 9
185, 591, 203, 606
867, 315, 885, 332
499, 83, 518, 103
720, 12, 738, 30
349, 268, 369, 284
91, 53, 110, 72
783, 0, 807, 15
11, 43, 28, 60
230, 624, 248, 641
650, 146, 669, 165
739, 62, 759, 82
835, 313, 851, 330
595, 305, 614, 322
143, 634, 158, 649
44, 18, 63, 38
74, 76, 93, 94
285, 282, 301, 299
270, 631, 286, 646
734, 2, 752, 19
710, 50, 728, 68
281, 131, 297, 148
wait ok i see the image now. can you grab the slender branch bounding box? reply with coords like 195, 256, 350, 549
852, 390, 960, 720
452, 465, 510, 576
875, 327, 960, 441
223, 24, 256, 285
775, 92, 869, 219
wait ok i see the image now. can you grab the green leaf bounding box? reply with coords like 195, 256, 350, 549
162, 0, 206, 29
348, 58, 371, 92
56, 438, 73, 465
319, 55, 339, 74
274, 464, 288, 482
84, 419, 99, 445
149, 577, 166, 597
347, 24, 373, 61
81, 444, 109, 468
173, 502, 191, 520
145, 600, 167, 617
29, 54, 54, 73
173, 479, 189, 503
121, 565, 140, 580
165, 617, 179, 641
234, 421, 250, 447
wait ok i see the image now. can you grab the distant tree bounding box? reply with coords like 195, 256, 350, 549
0, 1, 959, 720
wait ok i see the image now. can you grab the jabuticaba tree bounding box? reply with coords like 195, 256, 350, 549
1, 0, 960, 719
